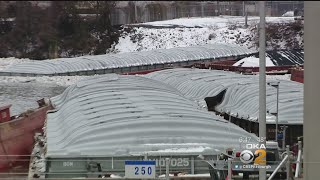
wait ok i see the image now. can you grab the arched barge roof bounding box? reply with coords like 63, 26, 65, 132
145, 68, 303, 125
2, 43, 256, 75
45, 74, 258, 157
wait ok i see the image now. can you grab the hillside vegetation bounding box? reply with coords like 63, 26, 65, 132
0, 1, 119, 60
112, 17, 303, 53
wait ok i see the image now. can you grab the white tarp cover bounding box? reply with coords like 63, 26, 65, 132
145, 68, 303, 125
46, 74, 257, 157
1, 43, 256, 74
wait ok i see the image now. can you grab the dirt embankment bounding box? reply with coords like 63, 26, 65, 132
239, 21, 304, 50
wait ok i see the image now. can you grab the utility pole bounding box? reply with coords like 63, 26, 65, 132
275, 82, 279, 142
258, 1, 266, 180
134, 1, 137, 23
304, 2, 320, 179
165, 158, 170, 180
282, 125, 288, 150
245, 10, 248, 28
267, 82, 280, 142
216, 1, 220, 16
243, 1, 245, 16
201, 1, 204, 17
295, 140, 302, 177
286, 145, 291, 180
228, 157, 232, 180
244, 1, 248, 28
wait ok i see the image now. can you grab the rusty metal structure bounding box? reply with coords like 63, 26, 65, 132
0, 103, 52, 172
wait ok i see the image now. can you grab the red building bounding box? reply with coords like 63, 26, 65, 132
0, 105, 11, 123
291, 68, 304, 83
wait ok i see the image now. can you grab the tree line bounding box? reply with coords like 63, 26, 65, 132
0, 1, 120, 60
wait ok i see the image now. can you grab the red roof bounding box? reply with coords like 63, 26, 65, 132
0, 104, 12, 111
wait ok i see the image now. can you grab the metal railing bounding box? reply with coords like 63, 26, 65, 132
0, 140, 304, 179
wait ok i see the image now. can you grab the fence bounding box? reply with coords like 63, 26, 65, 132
109, 1, 304, 25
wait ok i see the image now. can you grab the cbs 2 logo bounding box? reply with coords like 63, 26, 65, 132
254, 149, 266, 165
240, 149, 266, 165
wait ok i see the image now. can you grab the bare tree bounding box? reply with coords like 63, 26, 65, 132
93, 1, 119, 54
95, 1, 117, 32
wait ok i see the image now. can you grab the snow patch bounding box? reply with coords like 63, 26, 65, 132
282, 11, 294, 17
115, 26, 255, 54
152, 146, 212, 153
0, 57, 33, 71
0, 75, 92, 87
114, 16, 297, 54
158, 173, 210, 178
29, 134, 46, 179
142, 16, 294, 28
144, 143, 210, 146
233, 56, 275, 67
265, 74, 292, 81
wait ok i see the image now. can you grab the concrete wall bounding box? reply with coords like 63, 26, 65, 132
304, 1, 320, 179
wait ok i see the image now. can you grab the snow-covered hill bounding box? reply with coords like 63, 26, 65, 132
142, 16, 295, 27
112, 16, 302, 53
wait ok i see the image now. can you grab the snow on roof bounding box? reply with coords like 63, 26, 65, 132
0, 104, 11, 111
45, 74, 257, 158
267, 50, 304, 66
234, 50, 304, 67
145, 68, 303, 125
233, 56, 275, 67
0, 57, 33, 71
1, 43, 256, 75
